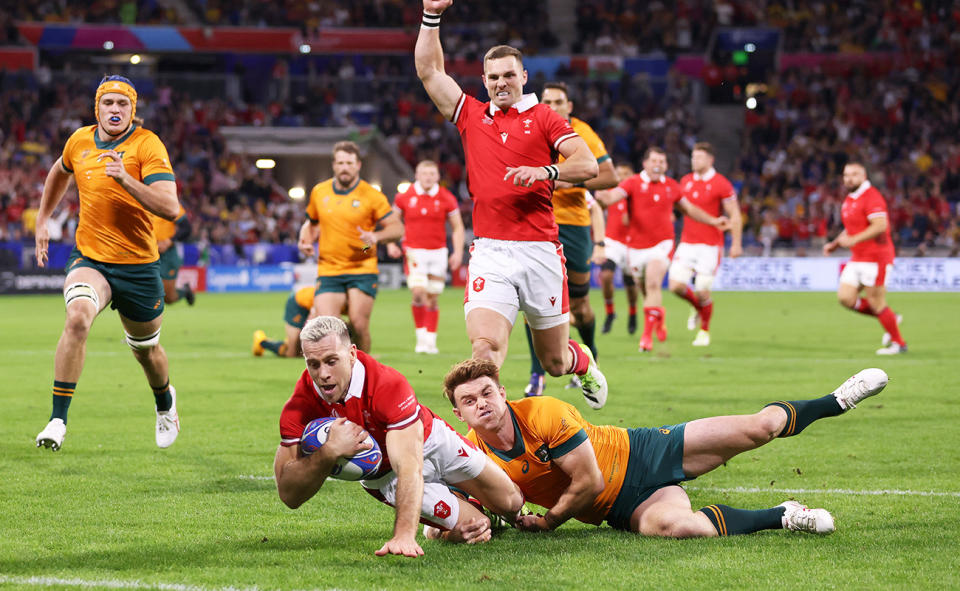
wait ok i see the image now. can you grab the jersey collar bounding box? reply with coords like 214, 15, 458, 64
639, 170, 663, 184
413, 181, 439, 197
849, 180, 871, 199
489, 93, 538, 116
693, 168, 716, 182
332, 179, 360, 195
94, 124, 137, 150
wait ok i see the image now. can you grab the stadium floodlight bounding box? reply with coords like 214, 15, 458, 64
130, 54, 142, 65
255, 159, 276, 169
396, 181, 411, 194
746, 97, 758, 110
744, 43, 757, 53
288, 187, 305, 200
370, 183, 382, 192
299, 44, 311, 54
103, 41, 114, 50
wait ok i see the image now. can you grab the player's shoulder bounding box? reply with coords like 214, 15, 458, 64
664, 176, 681, 189
66, 125, 97, 144
511, 395, 573, 422
679, 172, 695, 185
358, 180, 387, 199
358, 350, 411, 389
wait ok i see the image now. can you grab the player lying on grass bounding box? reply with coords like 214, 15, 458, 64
440, 358, 888, 537
273, 316, 523, 557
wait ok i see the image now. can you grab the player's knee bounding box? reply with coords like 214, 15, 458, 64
541, 355, 567, 377
63, 310, 94, 340
471, 337, 502, 362
837, 292, 856, 308
125, 328, 161, 353
622, 272, 636, 288
600, 260, 617, 273
751, 409, 783, 444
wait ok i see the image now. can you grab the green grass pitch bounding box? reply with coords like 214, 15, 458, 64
1, 289, 958, 590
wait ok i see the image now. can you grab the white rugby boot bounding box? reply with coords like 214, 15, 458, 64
831, 368, 888, 411
687, 309, 699, 331
36, 418, 66, 451
692, 329, 711, 347
577, 344, 608, 410
876, 342, 907, 356
881, 314, 903, 347
779, 501, 835, 534
156, 386, 180, 448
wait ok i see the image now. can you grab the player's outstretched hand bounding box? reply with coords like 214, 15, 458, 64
822, 241, 837, 255
515, 513, 552, 532
423, 0, 453, 15
375, 535, 425, 558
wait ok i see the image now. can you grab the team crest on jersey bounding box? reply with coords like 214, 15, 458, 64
409, 196, 417, 207
535, 444, 550, 462
472, 277, 485, 292
523, 118, 533, 134
81, 150, 90, 159
685, 181, 694, 190
482, 115, 493, 125
352, 200, 360, 208
654, 193, 660, 202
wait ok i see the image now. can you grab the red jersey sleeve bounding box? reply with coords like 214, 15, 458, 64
394, 192, 408, 212
864, 189, 889, 218
370, 366, 421, 431
452, 93, 474, 128
540, 106, 579, 152
717, 175, 737, 201
441, 189, 459, 215
668, 178, 683, 204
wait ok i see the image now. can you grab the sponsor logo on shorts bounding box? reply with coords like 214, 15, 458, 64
472, 277, 485, 292
549, 296, 557, 306
457, 447, 469, 458
433, 500, 451, 519
153, 299, 162, 309
659, 427, 671, 435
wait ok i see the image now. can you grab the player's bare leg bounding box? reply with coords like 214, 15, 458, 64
345, 288, 375, 353
38, 268, 111, 450
530, 322, 607, 409
121, 314, 178, 448
466, 308, 513, 368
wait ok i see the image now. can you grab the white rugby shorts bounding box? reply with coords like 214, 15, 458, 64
603, 237, 628, 269
361, 416, 487, 530
840, 260, 892, 288
464, 238, 569, 330
626, 239, 673, 279
669, 242, 721, 286
405, 246, 448, 294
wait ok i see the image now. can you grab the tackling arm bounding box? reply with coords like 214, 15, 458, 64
678, 198, 729, 229
516, 439, 604, 531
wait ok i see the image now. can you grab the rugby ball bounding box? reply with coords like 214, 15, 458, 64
300, 417, 382, 481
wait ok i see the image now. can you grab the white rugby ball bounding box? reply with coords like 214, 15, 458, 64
300, 417, 382, 481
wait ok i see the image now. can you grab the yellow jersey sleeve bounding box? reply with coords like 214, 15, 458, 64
137, 131, 176, 185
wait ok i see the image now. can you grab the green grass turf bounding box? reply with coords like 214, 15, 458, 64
1, 289, 958, 590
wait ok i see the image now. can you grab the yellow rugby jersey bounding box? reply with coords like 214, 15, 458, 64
293, 285, 315, 309
552, 117, 610, 227
153, 205, 186, 242
305, 179, 393, 276
466, 396, 630, 525
61, 124, 176, 264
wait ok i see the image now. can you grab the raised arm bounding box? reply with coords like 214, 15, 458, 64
415, 0, 464, 121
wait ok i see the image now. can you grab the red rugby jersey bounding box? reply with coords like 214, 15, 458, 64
619, 171, 681, 249
679, 168, 736, 246
453, 93, 579, 242
278, 350, 438, 475
841, 181, 895, 262
394, 182, 459, 250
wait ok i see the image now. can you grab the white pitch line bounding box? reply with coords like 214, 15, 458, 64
0, 575, 354, 591
687, 485, 960, 498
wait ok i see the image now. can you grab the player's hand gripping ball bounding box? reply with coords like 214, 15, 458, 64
300, 417, 382, 480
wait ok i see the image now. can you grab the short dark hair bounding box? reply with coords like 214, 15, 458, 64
483, 45, 524, 68
543, 81, 570, 100
844, 159, 868, 172
643, 146, 666, 161
443, 358, 501, 405
332, 140, 362, 160
693, 142, 715, 157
